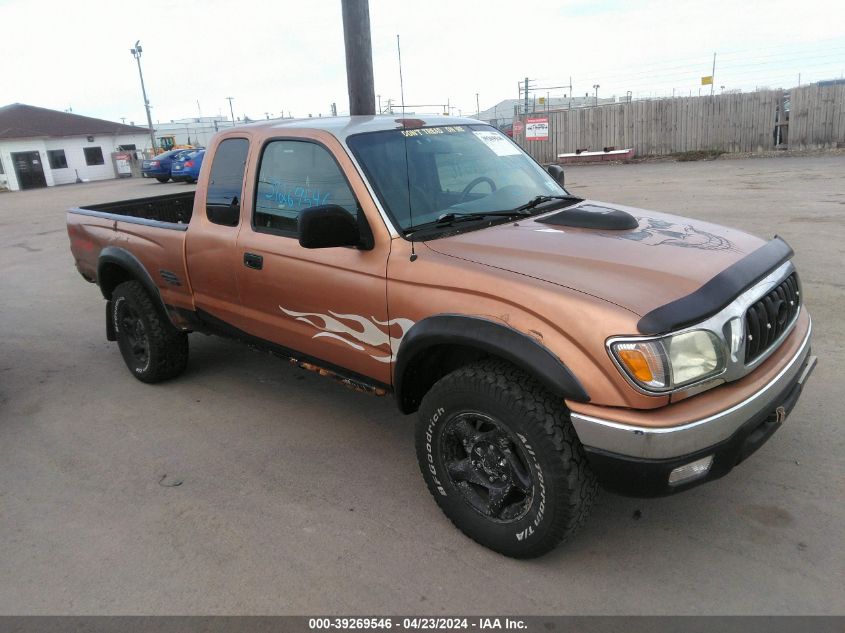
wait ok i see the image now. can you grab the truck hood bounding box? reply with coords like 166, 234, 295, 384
423, 201, 767, 317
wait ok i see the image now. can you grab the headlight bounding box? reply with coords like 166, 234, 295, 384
610, 330, 725, 392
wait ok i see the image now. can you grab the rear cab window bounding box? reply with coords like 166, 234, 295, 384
206, 138, 249, 226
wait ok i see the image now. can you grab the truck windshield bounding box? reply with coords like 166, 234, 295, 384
347, 124, 569, 235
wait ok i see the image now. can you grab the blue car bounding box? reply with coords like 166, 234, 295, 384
170, 149, 205, 183
141, 150, 186, 182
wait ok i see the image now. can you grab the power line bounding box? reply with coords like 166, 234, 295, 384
536, 40, 845, 87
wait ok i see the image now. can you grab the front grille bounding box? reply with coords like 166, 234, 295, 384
744, 272, 800, 363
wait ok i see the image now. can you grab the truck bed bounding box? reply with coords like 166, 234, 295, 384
78, 191, 194, 225
67, 191, 196, 316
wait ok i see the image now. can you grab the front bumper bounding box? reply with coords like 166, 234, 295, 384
572, 319, 816, 496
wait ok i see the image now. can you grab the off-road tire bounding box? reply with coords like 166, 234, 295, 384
415, 359, 597, 558
112, 280, 189, 383
156, 176, 169, 183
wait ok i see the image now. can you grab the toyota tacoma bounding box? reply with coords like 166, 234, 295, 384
67, 116, 817, 558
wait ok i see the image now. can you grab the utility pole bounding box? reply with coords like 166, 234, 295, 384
523, 77, 530, 115
711, 52, 716, 96
226, 97, 236, 126
129, 41, 157, 152
377, 94, 381, 113
476, 92, 480, 118
341, 0, 376, 115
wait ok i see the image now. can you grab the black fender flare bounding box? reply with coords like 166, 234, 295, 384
97, 246, 168, 317
394, 314, 589, 413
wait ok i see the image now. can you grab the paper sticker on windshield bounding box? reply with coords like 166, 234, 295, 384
473, 131, 521, 156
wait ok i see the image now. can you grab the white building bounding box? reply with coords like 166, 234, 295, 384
153, 116, 235, 149
0, 103, 152, 191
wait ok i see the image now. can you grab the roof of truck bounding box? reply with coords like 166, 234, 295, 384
236, 115, 486, 141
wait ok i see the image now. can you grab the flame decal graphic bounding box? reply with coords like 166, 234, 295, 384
280, 307, 415, 363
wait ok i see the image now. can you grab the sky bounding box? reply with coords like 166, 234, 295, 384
1, 0, 844, 125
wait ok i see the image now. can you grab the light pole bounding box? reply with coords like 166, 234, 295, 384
226, 97, 236, 126
130, 41, 157, 153
476, 92, 480, 118
593, 84, 600, 107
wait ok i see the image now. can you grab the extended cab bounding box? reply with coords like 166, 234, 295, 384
67, 116, 816, 558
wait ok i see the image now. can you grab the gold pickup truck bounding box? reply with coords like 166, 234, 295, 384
67, 116, 816, 558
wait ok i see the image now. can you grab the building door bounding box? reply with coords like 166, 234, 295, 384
11, 151, 47, 190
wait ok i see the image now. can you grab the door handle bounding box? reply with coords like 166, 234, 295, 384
243, 252, 263, 270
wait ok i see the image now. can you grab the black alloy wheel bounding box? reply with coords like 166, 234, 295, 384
116, 301, 150, 370
440, 412, 534, 522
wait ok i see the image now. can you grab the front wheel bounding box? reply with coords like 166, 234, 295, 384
112, 280, 189, 383
415, 360, 597, 558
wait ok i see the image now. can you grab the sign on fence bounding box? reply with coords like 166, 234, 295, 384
513, 119, 524, 135
525, 117, 549, 141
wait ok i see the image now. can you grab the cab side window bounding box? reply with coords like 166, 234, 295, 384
206, 138, 249, 226
254, 140, 357, 235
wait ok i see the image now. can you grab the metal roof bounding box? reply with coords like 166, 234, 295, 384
0, 103, 151, 140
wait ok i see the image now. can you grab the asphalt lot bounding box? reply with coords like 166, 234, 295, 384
1, 156, 843, 615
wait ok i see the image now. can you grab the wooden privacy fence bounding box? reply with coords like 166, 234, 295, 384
789, 83, 845, 150
513, 85, 845, 163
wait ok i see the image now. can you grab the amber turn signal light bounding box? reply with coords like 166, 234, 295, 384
617, 348, 654, 383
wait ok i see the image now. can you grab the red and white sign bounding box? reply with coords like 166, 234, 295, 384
525, 117, 549, 141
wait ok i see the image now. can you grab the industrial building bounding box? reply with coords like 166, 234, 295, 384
0, 104, 151, 191
152, 116, 235, 149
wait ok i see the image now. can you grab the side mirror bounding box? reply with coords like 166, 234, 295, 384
547, 164, 565, 187
206, 196, 240, 226
298, 205, 361, 249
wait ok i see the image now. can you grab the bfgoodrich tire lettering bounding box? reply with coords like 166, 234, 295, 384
415, 360, 597, 558
112, 280, 189, 383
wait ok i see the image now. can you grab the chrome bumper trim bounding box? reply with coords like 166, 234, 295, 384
572, 317, 813, 459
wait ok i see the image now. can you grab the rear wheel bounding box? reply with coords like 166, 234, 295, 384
112, 281, 189, 383
415, 360, 597, 558
156, 176, 169, 183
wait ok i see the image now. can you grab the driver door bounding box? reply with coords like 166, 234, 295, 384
233, 133, 393, 385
